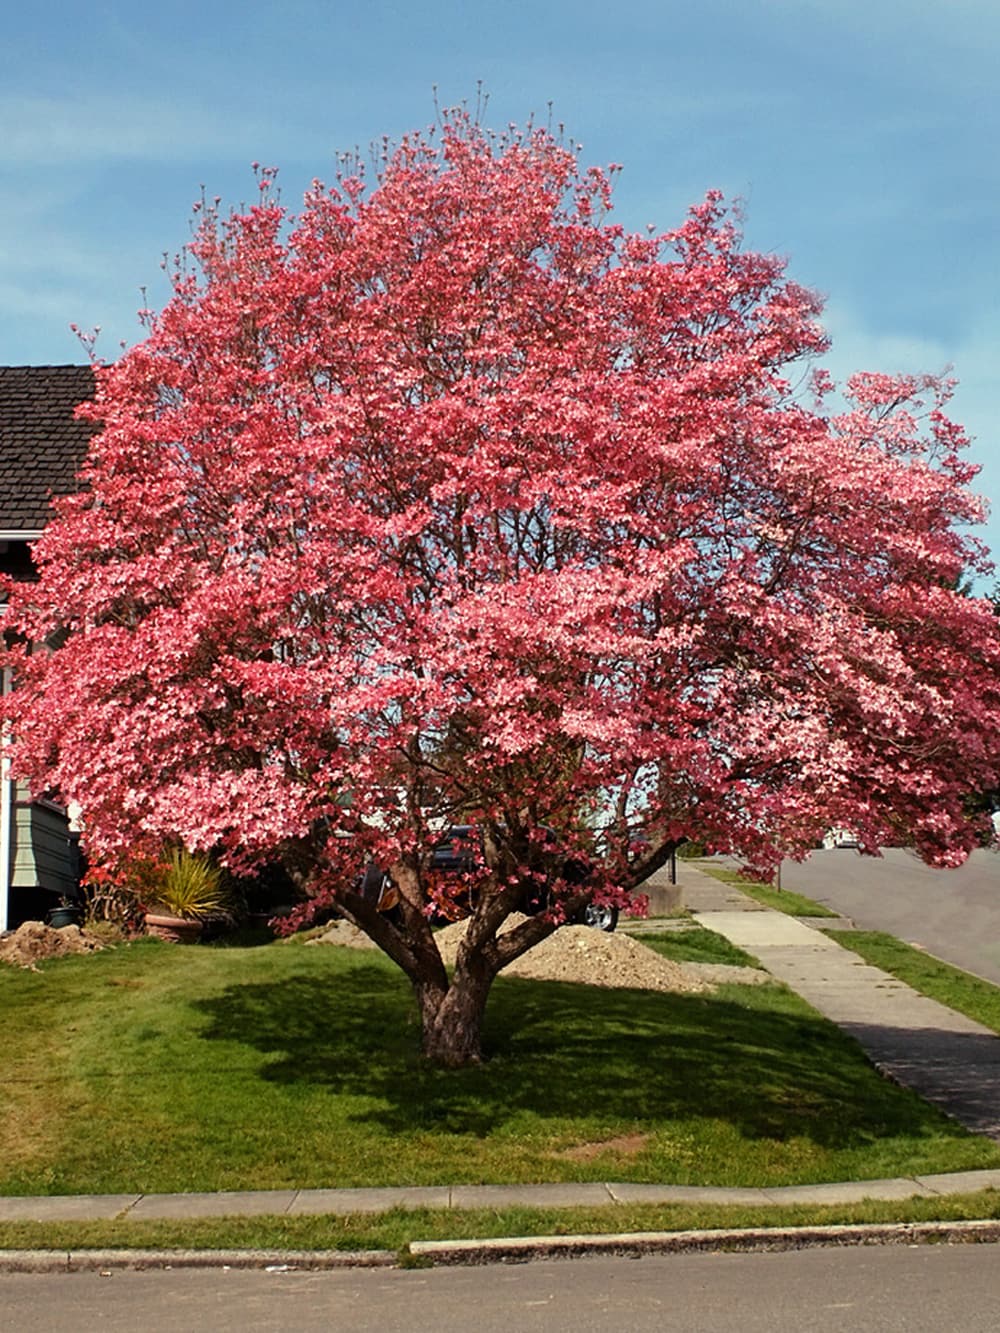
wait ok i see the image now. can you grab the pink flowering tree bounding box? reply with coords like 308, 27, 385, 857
4, 112, 1000, 1064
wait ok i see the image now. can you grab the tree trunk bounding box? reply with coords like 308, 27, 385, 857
417, 964, 496, 1067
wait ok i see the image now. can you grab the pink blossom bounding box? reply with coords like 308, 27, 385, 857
4, 109, 999, 1063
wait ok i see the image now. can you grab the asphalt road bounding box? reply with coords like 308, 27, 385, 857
4, 1246, 1000, 1332
778, 847, 1000, 984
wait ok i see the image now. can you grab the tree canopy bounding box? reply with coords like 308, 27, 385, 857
4, 110, 999, 1063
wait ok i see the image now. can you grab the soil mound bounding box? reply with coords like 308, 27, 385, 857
308, 920, 378, 950
435, 914, 712, 994
0, 921, 105, 970
309, 913, 720, 994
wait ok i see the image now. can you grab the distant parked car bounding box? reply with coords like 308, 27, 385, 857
822, 828, 859, 850
360, 824, 618, 931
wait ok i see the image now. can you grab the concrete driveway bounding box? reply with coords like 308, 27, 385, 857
779, 847, 1000, 985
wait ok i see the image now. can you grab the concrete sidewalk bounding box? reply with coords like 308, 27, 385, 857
687, 871, 1000, 1141
2, 1167, 1000, 1224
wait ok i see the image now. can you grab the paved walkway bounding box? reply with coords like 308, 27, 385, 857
3, 863, 1000, 1226
685, 870, 1000, 1141
3, 1167, 1000, 1224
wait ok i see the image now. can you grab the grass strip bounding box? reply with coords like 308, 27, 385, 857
696, 864, 837, 918
828, 931, 1000, 1035
633, 926, 762, 969
1, 1191, 999, 1255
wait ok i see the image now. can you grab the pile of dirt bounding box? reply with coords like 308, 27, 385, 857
315, 910, 715, 994
307, 914, 763, 993
435, 915, 713, 994
0, 921, 105, 971
307, 920, 379, 950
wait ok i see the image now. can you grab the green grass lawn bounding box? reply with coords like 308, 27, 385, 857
2, 933, 999, 1199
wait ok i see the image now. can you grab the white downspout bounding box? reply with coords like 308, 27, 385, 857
0, 666, 12, 933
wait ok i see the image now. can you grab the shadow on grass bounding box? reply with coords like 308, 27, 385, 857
194, 962, 957, 1148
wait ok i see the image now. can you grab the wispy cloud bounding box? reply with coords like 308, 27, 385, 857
0, 93, 288, 166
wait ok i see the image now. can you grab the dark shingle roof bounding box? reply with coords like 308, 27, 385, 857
0, 365, 96, 531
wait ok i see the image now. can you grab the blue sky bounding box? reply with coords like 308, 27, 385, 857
2, 0, 997, 576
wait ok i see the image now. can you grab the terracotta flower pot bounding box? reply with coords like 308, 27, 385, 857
144, 912, 204, 944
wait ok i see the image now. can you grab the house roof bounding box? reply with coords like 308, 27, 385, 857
0, 365, 96, 534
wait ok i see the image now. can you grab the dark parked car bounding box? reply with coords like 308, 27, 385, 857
360, 824, 618, 931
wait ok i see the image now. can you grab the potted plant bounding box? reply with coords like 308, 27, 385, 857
46, 896, 84, 929
143, 847, 228, 943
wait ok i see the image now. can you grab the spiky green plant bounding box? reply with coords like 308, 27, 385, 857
151, 847, 227, 919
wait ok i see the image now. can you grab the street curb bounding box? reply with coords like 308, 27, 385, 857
3, 1220, 1000, 1273
410, 1219, 1000, 1266
0, 1248, 397, 1274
